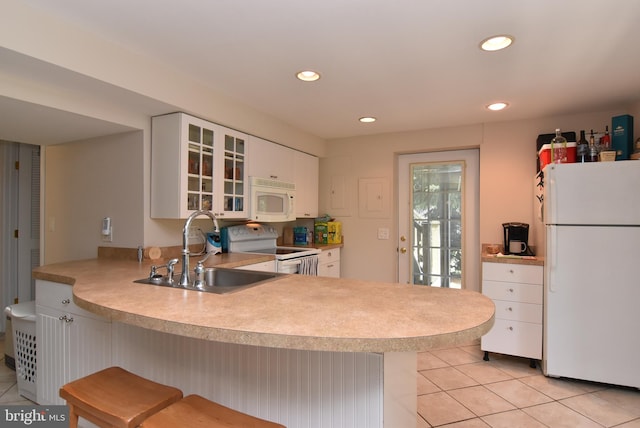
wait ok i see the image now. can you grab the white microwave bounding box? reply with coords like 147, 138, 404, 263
249, 177, 296, 222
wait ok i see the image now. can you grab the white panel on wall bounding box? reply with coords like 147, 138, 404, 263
112, 322, 384, 428
358, 178, 390, 219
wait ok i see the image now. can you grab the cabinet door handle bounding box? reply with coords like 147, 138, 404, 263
508, 288, 514, 293
507, 307, 513, 311
507, 326, 514, 331
61, 299, 70, 305
58, 315, 74, 323
509, 269, 514, 274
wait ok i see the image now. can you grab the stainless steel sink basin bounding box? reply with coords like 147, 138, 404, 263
134, 267, 284, 294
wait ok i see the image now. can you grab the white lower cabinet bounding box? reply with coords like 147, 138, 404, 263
318, 248, 341, 278
480, 262, 543, 362
35, 280, 112, 405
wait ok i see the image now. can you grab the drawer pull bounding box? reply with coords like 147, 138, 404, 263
508, 288, 514, 292
61, 299, 71, 305
507, 326, 514, 331
507, 307, 513, 311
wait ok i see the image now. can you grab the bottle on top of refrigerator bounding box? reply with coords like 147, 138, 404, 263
589, 129, 599, 162
576, 130, 590, 163
550, 128, 567, 163
600, 126, 611, 150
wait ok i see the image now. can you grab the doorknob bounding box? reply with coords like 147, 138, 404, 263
400, 247, 407, 254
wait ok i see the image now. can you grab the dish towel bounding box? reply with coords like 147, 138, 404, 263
298, 255, 319, 276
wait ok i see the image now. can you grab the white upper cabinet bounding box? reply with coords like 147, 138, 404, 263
294, 151, 319, 218
151, 113, 248, 219
248, 136, 295, 183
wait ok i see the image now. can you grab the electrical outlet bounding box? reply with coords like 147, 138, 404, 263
377, 227, 389, 240
101, 227, 113, 242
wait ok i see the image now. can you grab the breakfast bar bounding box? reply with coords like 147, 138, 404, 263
33, 255, 495, 428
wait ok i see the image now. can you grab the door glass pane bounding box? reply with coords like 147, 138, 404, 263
188, 124, 200, 143
411, 162, 463, 288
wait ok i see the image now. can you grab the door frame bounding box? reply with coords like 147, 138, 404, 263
397, 149, 479, 289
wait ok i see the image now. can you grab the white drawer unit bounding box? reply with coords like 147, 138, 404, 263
482, 262, 542, 284
481, 261, 543, 364
318, 247, 341, 278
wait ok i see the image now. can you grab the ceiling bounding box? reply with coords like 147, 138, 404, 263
6, 0, 640, 143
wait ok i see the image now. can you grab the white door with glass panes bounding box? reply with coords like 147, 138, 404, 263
397, 150, 479, 289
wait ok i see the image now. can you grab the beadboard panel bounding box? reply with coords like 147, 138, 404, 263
112, 322, 384, 428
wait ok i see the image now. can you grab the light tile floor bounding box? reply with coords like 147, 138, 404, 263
418, 341, 640, 427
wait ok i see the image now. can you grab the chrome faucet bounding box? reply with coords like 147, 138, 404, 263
179, 210, 219, 287
149, 258, 179, 282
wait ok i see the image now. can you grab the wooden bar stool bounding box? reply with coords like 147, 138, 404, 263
140, 394, 285, 428
59, 367, 183, 428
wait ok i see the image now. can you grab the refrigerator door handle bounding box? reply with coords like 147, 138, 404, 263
548, 225, 557, 293
548, 175, 557, 224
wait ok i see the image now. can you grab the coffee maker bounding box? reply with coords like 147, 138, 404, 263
503, 222, 534, 255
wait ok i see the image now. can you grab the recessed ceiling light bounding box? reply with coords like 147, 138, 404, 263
359, 117, 376, 123
296, 70, 321, 82
480, 35, 514, 52
486, 102, 509, 111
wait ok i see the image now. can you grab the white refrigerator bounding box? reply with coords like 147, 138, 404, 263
543, 161, 640, 388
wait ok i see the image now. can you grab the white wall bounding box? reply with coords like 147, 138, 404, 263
44, 132, 144, 263
322, 107, 635, 290
321, 125, 482, 285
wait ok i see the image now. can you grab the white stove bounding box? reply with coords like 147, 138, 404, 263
225, 224, 320, 274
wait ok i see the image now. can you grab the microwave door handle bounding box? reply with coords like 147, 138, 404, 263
287, 193, 294, 215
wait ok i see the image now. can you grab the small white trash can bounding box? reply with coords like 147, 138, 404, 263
4, 301, 37, 402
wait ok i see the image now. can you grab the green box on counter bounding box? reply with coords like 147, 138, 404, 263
314, 222, 328, 244
315, 221, 342, 244
612, 114, 634, 160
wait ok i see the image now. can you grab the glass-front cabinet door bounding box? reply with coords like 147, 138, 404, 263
219, 131, 246, 216
151, 112, 249, 219
186, 122, 214, 212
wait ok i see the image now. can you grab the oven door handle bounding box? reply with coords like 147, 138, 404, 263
279, 259, 302, 266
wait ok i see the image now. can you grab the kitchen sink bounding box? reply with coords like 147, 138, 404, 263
134, 267, 284, 294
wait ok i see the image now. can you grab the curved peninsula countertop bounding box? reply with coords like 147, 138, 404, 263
32, 254, 495, 353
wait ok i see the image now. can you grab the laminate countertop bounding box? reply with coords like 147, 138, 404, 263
32, 254, 495, 353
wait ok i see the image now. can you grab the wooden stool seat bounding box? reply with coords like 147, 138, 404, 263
59, 366, 183, 428
140, 394, 285, 428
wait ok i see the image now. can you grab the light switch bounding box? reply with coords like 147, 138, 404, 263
377, 227, 389, 240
